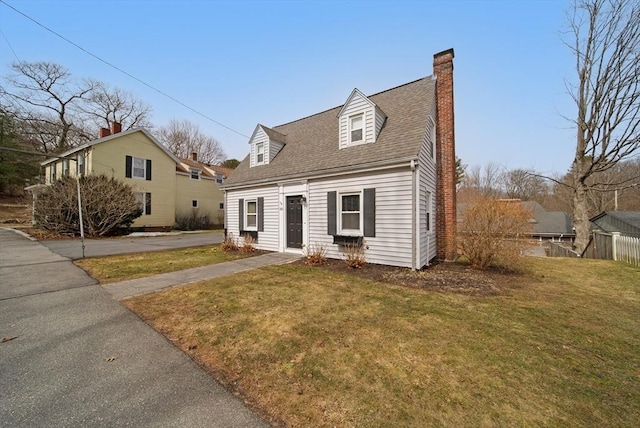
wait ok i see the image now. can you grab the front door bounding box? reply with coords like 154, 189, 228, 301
286, 196, 303, 249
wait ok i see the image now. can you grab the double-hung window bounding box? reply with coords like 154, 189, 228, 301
350, 114, 363, 143
133, 157, 146, 179
135, 192, 152, 215
190, 168, 201, 180
62, 159, 70, 177
77, 153, 85, 176
340, 193, 361, 234
246, 199, 257, 229
425, 190, 432, 232
256, 143, 265, 164
216, 173, 224, 184
50, 164, 57, 183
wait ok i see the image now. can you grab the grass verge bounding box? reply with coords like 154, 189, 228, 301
124, 257, 640, 427
75, 245, 250, 283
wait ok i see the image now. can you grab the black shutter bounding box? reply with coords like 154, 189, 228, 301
363, 188, 375, 237
125, 155, 132, 178
258, 197, 264, 232
145, 193, 152, 215
327, 191, 337, 235
238, 199, 244, 231
146, 159, 152, 181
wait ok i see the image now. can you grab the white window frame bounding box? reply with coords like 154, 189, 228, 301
77, 153, 85, 176
132, 156, 146, 179
425, 190, 432, 232
216, 173, 224, 184
338, 191, 363, 235
428, 116, 436, 160
62, 159, 70, 177
192, 199, 199, 208
349, 114, 364, 144
245, 199, 258, 231
190, 168, 201, 180
256, 143, 265, 165
49, 163, 57, 183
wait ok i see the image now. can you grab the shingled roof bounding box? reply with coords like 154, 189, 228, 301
225, 77, 435, 186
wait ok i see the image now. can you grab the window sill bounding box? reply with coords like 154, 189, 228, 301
333, 235, 363, 246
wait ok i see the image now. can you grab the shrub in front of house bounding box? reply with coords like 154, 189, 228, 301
344, 241, 366, 268
175, 209, 214, 231
303, 243, 327, 266
34, 175, 141, 237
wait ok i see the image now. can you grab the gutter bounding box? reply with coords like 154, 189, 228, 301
223, 156, 418, 191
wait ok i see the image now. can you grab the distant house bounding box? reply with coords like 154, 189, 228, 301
457, 200, 574, 242
40, 123, 229, 230
590, 211, 640, 238
223, 49, 458, 268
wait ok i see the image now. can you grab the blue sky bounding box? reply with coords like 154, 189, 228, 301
0, 0, 576, 174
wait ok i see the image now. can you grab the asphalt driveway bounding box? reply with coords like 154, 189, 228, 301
0, 228, 267, 427
41, 231, 224, 260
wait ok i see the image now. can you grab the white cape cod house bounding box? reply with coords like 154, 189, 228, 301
223, 49, 457, 268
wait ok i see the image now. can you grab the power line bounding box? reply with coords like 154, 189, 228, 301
0, 0, 250, 139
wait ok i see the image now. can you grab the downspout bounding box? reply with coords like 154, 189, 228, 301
411, 159, 417, 270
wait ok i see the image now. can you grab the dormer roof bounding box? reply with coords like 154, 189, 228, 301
336, 88, 377, 118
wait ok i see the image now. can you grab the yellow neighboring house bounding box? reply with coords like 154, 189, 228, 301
40, 124, 228, 230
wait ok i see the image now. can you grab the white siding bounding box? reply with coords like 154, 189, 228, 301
375, 106, 386, 138
418, 104, 437, 267
308, 168, 414, 268
269, 141, 284, 162
226, 186, 280, 251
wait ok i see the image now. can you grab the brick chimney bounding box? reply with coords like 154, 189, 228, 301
111, 122, 122, 134
191, 152, 198, 161
99, 127, 111, 138
433, 48, 457, 261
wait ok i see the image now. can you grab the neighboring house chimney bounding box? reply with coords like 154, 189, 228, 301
191, 152, 197, 161
111, 122, 122, 134
433, 48, 457, 261
99, 128, 111, 138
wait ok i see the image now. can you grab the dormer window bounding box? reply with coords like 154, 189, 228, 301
350, 114, 363, 143
256, 143, 265, 164
190, 168, 201, 180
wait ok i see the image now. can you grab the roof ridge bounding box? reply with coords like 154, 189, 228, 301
273, 76, 431, 130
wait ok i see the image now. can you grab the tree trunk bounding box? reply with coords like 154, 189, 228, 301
572, 180, 590, 253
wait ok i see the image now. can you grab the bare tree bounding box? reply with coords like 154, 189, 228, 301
501, 169, 550, 201
460, 162, 504, 199
158, 119, 226, 164
564, 0, 640, 252
80, 81, 153, 133
1, 61, 94, 153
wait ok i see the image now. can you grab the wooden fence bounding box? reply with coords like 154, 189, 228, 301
582, 232, 640, 267
548, 242, 580, 258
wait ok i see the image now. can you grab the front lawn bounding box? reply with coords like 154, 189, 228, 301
75, 245, 251, 283
124, 257, 640, 427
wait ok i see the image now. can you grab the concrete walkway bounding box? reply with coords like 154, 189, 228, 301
0, 228, 270, 427
104, 252, 301, 300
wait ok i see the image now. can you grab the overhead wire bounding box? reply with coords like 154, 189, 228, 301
0, 0, 250, 139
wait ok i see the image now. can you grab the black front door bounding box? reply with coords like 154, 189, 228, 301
287, 196, 303, 249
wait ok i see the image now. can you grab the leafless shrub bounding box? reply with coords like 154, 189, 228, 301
459, 197, 533, 269
344, 241, 366, 269
175, 209, 213, 230
221, 232, 239, 252
33, 175, 141, 236
240, 234, 256, 254
302, 243, 327, 266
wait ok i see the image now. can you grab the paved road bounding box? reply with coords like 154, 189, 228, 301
41, 231, 224, 260
0, 228, 267, 427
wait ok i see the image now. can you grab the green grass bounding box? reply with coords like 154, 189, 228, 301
75, 245, 249, 283
124, 257, 640, 427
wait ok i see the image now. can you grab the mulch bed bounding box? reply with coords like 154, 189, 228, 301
295, 258, 520, 296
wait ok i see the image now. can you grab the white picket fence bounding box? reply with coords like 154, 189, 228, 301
613, 233, 640, 267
